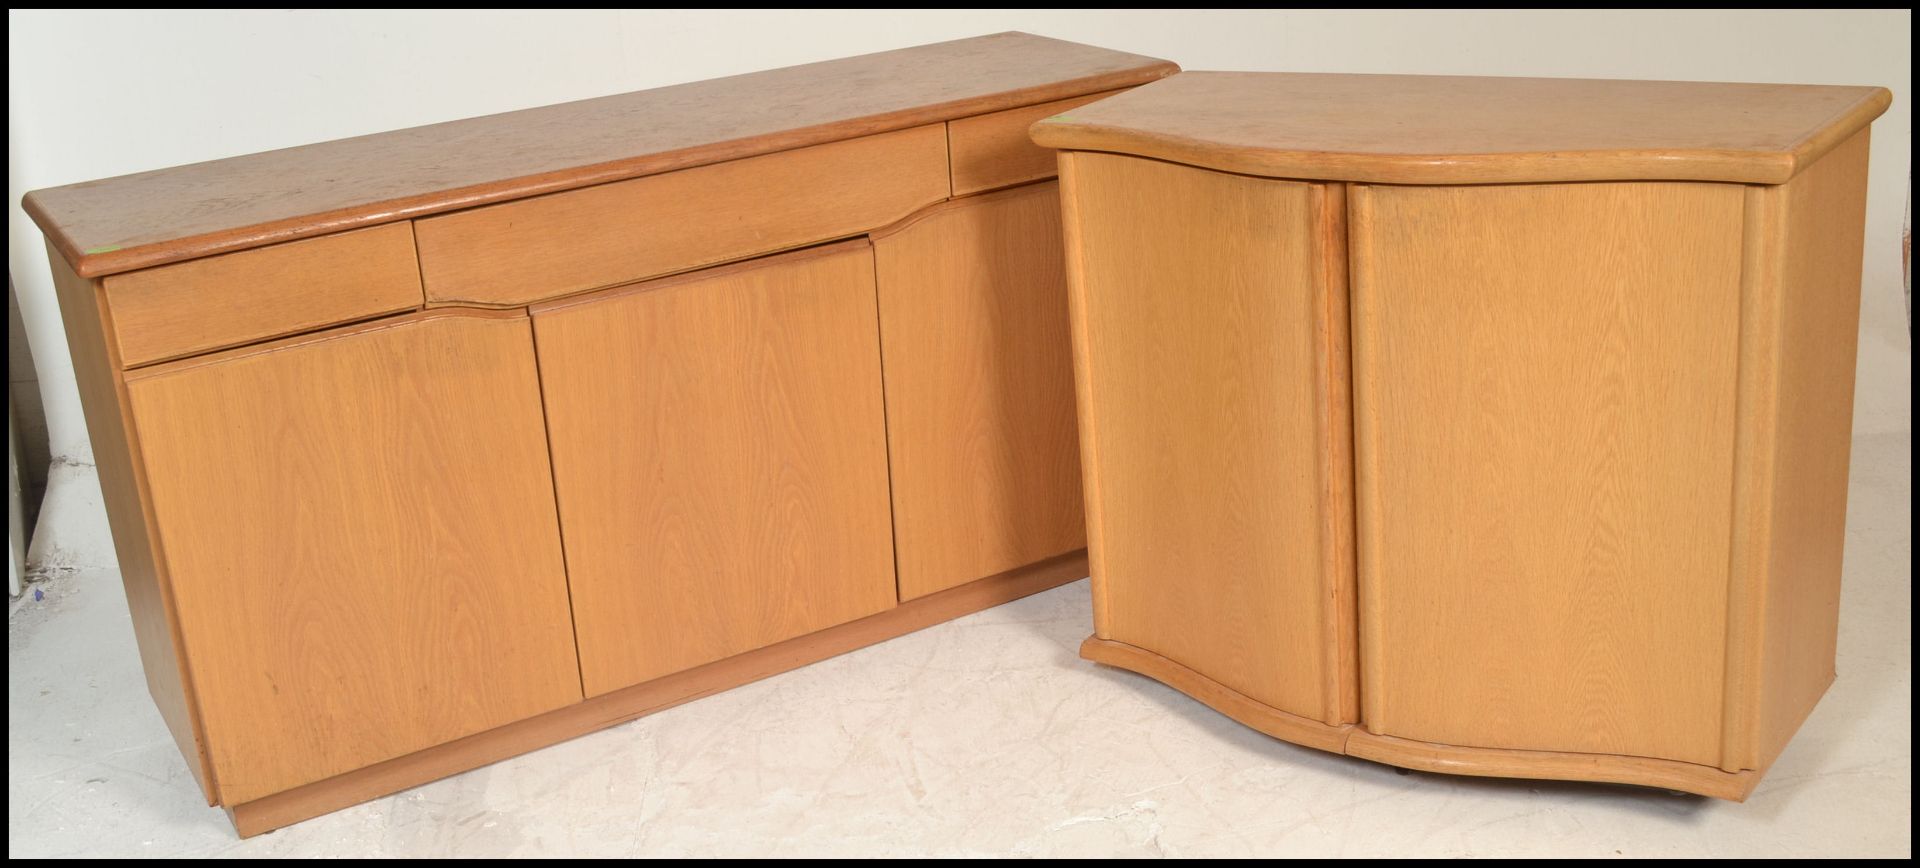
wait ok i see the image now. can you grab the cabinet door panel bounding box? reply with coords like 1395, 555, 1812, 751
535, 242, 896, 696
126, 311, 582, 804
873, 183, 1086, 600
1349, 181, 1743, 766
1061, 152, 1356, 724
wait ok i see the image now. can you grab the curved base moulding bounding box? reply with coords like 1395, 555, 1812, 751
1078, 637, 1352, 753
1343, 731, 1757, 801
1080, 635, 1759, 801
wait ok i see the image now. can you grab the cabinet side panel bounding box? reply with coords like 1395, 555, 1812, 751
1061, 152, 1339, 721
872, 184, 1086, 600
44, 245, 217, 802
126, 312, 584, 804
1755, 129, 1872, 767
1351, 182, 1743, 767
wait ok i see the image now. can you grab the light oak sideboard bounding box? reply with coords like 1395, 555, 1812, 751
23, 32, 1176, 836
1034, 72, 1889, 799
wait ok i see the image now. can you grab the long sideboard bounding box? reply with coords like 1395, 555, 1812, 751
23, 31, 1177, 836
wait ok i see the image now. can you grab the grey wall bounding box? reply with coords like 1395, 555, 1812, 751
9, 275, 49, 548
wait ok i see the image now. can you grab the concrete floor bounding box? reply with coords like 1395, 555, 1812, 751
9, 355, 1911, 858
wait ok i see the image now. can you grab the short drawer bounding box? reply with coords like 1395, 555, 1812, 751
948, 90, 1124, 195
103, 223, 422, 368
414, 124, 949, 307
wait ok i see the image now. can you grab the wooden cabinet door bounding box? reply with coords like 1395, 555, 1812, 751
1058, 152, 1358, 727
1348, 181, 1745, 767
872, 183, 1086, 600
125, 311, 582, 804
534, 241, 897, 696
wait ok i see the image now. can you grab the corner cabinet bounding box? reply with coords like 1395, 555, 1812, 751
1037, 71, 1887, 800
24, 33, 1179, 836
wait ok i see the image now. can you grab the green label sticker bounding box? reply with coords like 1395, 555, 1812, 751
82, 244, 122, 255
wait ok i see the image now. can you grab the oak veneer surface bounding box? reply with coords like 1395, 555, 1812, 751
872, 183, 1086, 600
1059, 152, 1354, 725
947, 91, 1123, 196
1349, 181, 1745, 768
104, 222, 422, 367
124, 311, 584, 804
534, 242, 897, 696
1031, 71, 1890, 185
45, 245, 215, 801
416, 124, 948, 307
24, 32, 1176, 278
1750, 131, 1871, 768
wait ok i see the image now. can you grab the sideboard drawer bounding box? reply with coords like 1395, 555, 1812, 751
414, 124, 949, 307
948, 90, 1121, 195
103, 223, 421, 367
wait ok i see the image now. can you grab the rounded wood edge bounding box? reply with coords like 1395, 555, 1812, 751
1037, 82, 1885, 185
1785, 86, 1892, 178
1079, 636, 1353, 754
1344, 730, 1758, 801
1030, 125, 1806, 186
40, 64, 1179, 282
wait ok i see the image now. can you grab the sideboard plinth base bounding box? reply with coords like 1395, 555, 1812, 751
1079, 636, 1354, 754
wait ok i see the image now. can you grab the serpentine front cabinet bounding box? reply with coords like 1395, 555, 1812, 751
24, 33, 1177, 836
1036, 71, 1889, 800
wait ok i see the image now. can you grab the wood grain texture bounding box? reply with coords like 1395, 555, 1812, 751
417, 125, 947, 307
1720, 180, 1787, 771
1751, 130, 1872, 769
1311, 183, 1360, 725
1058, 152, 1353, 724
1080, 637, 1353, 753
25, 32, 1177, 278
225, 551, 1086, 838
1054, 151, 1112, 636
103, 223, 422, 367
124, 310, 583, 804
1344, 730, 1757, 801
1349, 181, 1745, 768
43, 244, 217, 803
872, 183, 1085, 600
533, 242, 896, 695
1031, 71, 1890, 185
947, 90, 1122, 195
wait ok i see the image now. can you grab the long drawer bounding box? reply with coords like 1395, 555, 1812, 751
414, 124, 950, 307
103, 223, 422, 368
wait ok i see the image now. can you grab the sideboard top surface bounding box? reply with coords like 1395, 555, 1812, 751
24, 31, 1177, 278
1030, 71, 1889, 186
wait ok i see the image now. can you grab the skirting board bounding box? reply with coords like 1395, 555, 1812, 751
227, 550, 1090, 837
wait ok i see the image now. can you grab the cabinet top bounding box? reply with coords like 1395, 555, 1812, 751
24, 32, 1176, 278
1030, 71, 1889, 186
